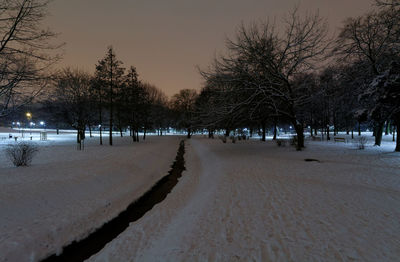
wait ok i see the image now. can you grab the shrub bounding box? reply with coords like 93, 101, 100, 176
5, 142, 38, 167
219, 135, 227, 143
356, 136, 367, 150
230, 136, 236, 143
276, 139, 286, 147
290, 135, 298, 146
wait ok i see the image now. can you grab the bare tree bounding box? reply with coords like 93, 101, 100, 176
201, 6, 330, 149
0, 0, 62, 117
170, 89, 198, 138
50, 68, 92, 150
141, 82, 169, 138
336, 5, 399, 146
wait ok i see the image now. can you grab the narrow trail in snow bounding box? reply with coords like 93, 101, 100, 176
41, 140, 186, 262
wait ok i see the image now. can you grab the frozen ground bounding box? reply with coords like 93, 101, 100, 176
0, 128, 181, 262
89, 134, 400, 262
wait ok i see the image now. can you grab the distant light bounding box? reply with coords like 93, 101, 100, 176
98, 124, 102, 128
16, 122, 20, 126
40, 121, 45, 126
12, 122, 15, 125
289, 126, 292, 129
30, 122, 35, 126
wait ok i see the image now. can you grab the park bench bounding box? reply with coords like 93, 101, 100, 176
334, 137, 346, 143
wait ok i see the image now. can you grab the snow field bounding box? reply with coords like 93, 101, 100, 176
89, 136, 400, 262
0, 134, 181, 262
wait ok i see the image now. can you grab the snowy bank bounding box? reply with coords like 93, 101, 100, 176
0, 135, 181, 262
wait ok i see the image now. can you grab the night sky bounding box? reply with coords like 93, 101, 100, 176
46, 0, 374, 96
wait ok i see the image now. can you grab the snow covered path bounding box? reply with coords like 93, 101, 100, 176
90, 137, 400, 262
0, 136, 181, 262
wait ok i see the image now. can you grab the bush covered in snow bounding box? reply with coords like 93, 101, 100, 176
5, 142, 38, 167
355, 136, 368, 150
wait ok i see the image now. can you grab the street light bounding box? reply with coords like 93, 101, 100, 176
25, 112, 32, 135
26, 112, 32, 121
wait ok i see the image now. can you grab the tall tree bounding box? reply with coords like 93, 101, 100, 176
95, 46, 124, 146
202, 7, 330, 149
123, 66, 142, 142
335, 7, 399, 145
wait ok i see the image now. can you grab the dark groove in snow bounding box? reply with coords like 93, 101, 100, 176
41, 140, 186, 262
304, 158, 320, 162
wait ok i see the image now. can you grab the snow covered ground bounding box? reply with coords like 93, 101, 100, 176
89, 134, 400, 262
0, 128, 181, 262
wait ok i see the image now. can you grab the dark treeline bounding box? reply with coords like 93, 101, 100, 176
43, 47, 171, 149
1, 0, 399, 152
188, 1, 399, 151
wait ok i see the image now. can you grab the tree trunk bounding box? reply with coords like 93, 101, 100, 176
89, 125, 93, 137
143, 128, 146, 140
99, 125, 103, 145
393, 126, 396, 142
273, 120, 277, 140
99, 107, 103, 145
374, 122, 384, 146
261, 121, 266, 142
394, 115, 400, 152
351, 129, 354, 139
136, 131, 139, 142
385, 121, 390, 136
358, 120, 361, 136
333, 114, 337, 136
56, 128, 59, 135
109, 115, 113, 145
77, 129, 84, 151
327, 126, 330, 141
208, 129, 214, 139
132, 129, 137, 142
294, 123, 305, 150
187, 128, 191, 139
225, 128, 230, 137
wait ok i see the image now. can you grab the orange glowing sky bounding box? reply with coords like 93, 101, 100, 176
46, 0, 374, 97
